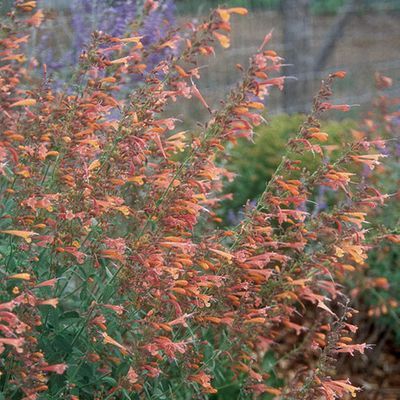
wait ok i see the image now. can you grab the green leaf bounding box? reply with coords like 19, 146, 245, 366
101, 376, 117, 386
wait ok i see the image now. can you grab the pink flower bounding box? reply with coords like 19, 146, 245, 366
0, 337, 25, 353
42, 363, 68, 374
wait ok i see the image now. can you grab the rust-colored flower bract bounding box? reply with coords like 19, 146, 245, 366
0, 2, 394, 399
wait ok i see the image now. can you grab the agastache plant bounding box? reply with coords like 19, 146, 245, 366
0, 2, 396, 399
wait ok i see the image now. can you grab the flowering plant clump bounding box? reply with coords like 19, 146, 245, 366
0, 2, 396, 399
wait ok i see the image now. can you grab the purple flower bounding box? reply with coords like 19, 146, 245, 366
313, 185, 328, 215
226, 199, 257, 225
36, 0, 175, 82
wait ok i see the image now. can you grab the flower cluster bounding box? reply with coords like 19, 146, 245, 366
0, 2, 394, 399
